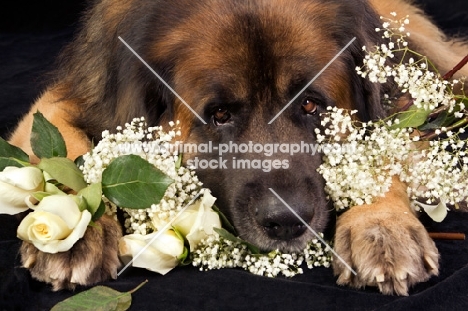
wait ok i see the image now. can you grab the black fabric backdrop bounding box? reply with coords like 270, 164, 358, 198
1, 1, 468, 310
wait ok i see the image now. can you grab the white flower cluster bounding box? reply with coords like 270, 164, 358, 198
317, 107, 468, 218
80, 117, 203, 235
316, 13, 468, 220
192, 235, 332, 277
316, 107, 413, 209
406, 130, 468, 206
357, 13, 460, 112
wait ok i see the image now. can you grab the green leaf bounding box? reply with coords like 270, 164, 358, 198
211, 204, 237, 235
92, 201, 106, 221
71, 195, 88, 212
214, 227, 261, 254
172, 227, 191, 265
44, 181, 67, 195
0, 137, 30, 170
102, 155, 174, 209
78, 183, 103, 215
390, 105, 431, 129
31, 111, 67, 158
418, 110, 457, 131
31, 191, 52, 201
175, 154, 182, 170
50, 280, 148, 311
178, 246, 191, 266
38, 157, 87, 192
74, 155, 85, 169
51, 286, 130, 311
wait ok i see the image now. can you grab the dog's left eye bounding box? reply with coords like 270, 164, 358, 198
213, 108, 231, 125
302, 99, 317, 115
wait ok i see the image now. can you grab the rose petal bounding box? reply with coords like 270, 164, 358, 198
31, 210, 92, 253
0, 202, 29, 215
26, 211, 72, 241
185, 211, 221, 249
151, 215, 169, 231
17, 212, 37, 240
202, 211, 222, 236
149, 230, 185, 257
0, 181, 36, 210
172, 210, 197, 236
0, 167, 45, 214
420, 201, 448, 223
173, 191, 221, 250
0, 166, 44, 191
36, 195, 82, 229
199, 190, 217, 212
119, 230, 183, 275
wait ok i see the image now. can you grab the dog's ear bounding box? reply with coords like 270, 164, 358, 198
346, 37, 393, 122
114, 52, 176, 127
332, 0, 396, 121
51, 0, 177, 140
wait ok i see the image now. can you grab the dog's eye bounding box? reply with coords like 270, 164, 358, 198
302, 99, 317, 115
213, 108, 231, 125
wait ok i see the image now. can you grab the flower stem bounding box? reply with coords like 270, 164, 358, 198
428, 104, 450, 119
128, 279, 149, 294
443, 54, 468, 80
422, 117, 468, 140
429, 232, 465, 240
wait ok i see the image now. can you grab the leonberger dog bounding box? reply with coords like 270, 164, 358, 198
9, 0, 468, 295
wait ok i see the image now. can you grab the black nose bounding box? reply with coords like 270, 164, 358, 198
255, 205, 312, 240
263, 221, 307, 240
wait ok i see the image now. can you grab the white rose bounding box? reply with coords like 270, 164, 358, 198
17, 195, 92, 253
172, 190, 221, 250
119, 230, 184, 275
0, 166, 44, 214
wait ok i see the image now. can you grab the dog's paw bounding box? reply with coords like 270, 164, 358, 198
333, 204, 439, 296
19, 215, 122, 291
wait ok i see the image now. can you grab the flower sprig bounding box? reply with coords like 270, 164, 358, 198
317, 13, 468, 222
79, 118, 203, 235
192, 234, 332, 278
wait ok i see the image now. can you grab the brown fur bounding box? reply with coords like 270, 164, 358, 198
8, 0, 467, 294
333, 177, 439, 295
20, 215, 122, 291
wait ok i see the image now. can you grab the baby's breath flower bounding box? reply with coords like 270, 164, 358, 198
358, 14, 459, 113
80, 118, 204, 235
326, 14, 467, 218
317, 107, 468, 214
192, 234, 332, 276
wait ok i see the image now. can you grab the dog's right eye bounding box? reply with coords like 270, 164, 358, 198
302, 99, 318, 115
213, 108, 231, 126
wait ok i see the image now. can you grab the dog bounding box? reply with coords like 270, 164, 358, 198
8, 0, 468, 295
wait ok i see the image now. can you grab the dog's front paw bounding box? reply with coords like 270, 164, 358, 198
333, 204, 439, 296
19, 215, 122, 291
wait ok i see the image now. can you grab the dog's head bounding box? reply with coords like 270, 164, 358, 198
72, 0, 393, 251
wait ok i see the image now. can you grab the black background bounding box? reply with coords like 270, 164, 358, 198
1, 1, 468, 310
